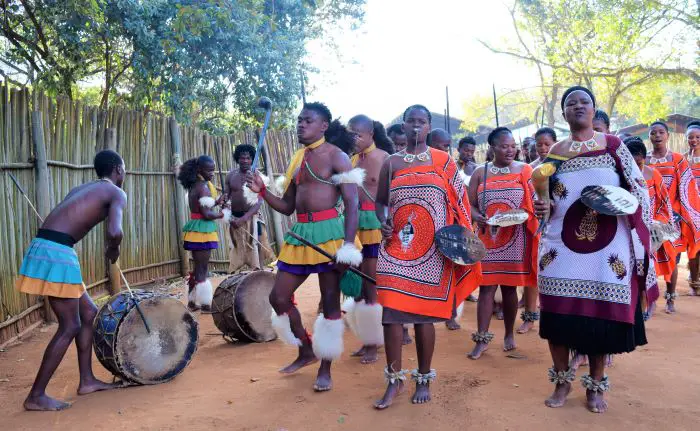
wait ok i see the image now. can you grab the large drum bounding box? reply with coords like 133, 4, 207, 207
93, 290, 199, 385
211, 271, 277, 343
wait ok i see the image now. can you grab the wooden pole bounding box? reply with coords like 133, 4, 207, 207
261, 142, 285, 253
169, 118, 189, 277
103, 128, 121, 294
31, 111, 55, 322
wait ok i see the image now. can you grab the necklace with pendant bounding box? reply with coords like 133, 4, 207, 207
401, 148, 430, 163
570, 132, 599, 153
489, 165, 511, 175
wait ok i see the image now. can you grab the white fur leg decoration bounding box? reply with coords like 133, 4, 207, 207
312, 314, 344, 361
342, 297, 360, 337
456, 302, 465, 320
270, 311, 302, 347
199, 196, 216, 209
194, 279, 213, 306
187, 285, 196, 304
335, 243, 363, 266
355, 301, 384, 346
331, 168, 366, 186
222, 208, 232, 223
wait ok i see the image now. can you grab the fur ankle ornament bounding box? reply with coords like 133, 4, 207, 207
471, 331, 494, 344
411, 369, 437, 385
581, 374, 610, 392
520, 310, 540, 322
548, 367, 576, 385
664, 292, 678, 301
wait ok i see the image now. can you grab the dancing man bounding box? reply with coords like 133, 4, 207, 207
225, 144, 273, 272
177, 155, 227, 312
247, 102, 361, 392
373, 105, 481, 409
16, 150, 126, 410
467, 127, 539, 358
647, 121, 700, 310
535, 86, 654, 414
342, 115, 394, 364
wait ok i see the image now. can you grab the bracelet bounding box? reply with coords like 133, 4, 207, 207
259, 184, 267, 198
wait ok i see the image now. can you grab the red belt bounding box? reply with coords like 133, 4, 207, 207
296, 208, 339, 223
190, 213, 203, 219
360, 201, 376, 211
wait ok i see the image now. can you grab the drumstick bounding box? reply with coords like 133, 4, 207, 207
117, 268, 152, 334
286, 231, 376, 285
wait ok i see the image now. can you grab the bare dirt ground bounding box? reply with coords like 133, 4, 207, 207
2, 271, 700, 431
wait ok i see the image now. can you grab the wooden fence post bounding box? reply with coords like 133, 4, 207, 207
262, 145, 285, 252
104, 128, 121, 294
31, 111, 55, 322
169, 118, 189, 277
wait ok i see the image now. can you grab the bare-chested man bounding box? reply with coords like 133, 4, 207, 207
177, 155, 226, 312
342, 115, 394, 364
225, 144, 272, 272
247, 102, 361, 392
15, 150, 126, 411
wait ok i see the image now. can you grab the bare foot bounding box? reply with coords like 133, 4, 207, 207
467, 342, 489, 360
402, 327, 413, 345
516, 320, 534, 334
665, 300, 676, 314
544, 382, 571, 408
570, 354, 587, 370
373, 381, 404, 410
77, 378, 119, 395
646, 302, 656, 320
187, 301, 200, 312
445, 319, 461, 330
351, 346, 367, 357
586, 390, 608, 413
279, 349, 318, 374
360, 345, 378, 365
24, 394, 71, 411
313, 360, 332, 392
503, 334, 516, 351
411, 383, 431, 404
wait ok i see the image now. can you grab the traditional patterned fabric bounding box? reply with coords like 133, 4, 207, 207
183, 213, 219, 251
647, 152, 700, 258
646, 168, 676, 287
688, 154, 700, 189
16, 232, 85, 299
476, 165, 539, 287
376, 148, 482, 319
277, 209, 362, 275
538, 135, 655, 325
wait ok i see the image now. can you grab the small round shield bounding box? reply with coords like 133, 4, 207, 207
435, 224, 486, 265
486, 209, 530, 227
649, 221, 680, 252
580, 185, 639, 216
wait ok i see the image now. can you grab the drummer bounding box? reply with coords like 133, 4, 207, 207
15, 150, 127, 411
467, 127, 540, 359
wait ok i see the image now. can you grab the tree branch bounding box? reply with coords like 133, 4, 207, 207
18, 0, 49, 55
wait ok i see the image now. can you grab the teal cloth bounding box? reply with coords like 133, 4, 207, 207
19, 238, 82, 284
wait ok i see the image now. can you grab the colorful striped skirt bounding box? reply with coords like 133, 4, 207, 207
358, 201, 382, 258
183, 214, 219, 251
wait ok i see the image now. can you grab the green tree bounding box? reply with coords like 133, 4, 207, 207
478, 0, 699, 126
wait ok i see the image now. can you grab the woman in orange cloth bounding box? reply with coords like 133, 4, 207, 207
372, 105, 481, 409
467, 127, 539, 360
646, 121, 700, 312
624, 137, 672, 320
684, 123, 700, 296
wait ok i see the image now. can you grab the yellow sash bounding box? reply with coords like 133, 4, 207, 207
281, 138, 325, 192
350, 143, 376, 167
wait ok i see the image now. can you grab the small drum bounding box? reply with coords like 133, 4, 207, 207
211, 271, 277, 343
93, 290, 198, 385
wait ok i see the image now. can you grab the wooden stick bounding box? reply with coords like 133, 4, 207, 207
286, 231, 376, 285
117, 268, 152, 334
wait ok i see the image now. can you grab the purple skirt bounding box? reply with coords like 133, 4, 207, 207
277, 261, 335, 275
184, 241, 218, 251
362, 243, 380, 259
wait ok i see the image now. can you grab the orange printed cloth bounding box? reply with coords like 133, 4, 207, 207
646, 168, 677, 278
476, 165, 539, 287
376, 149, 482, 319
647, 152, 700, 259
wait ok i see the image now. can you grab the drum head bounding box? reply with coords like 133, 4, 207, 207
581, 185, 639, 216
435, 224, 486, 265
115, 295, 198, 385
212, 271, 277, 343
486, 209, 529, 227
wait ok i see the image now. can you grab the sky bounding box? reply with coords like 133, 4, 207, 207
304, 0, 541, 125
